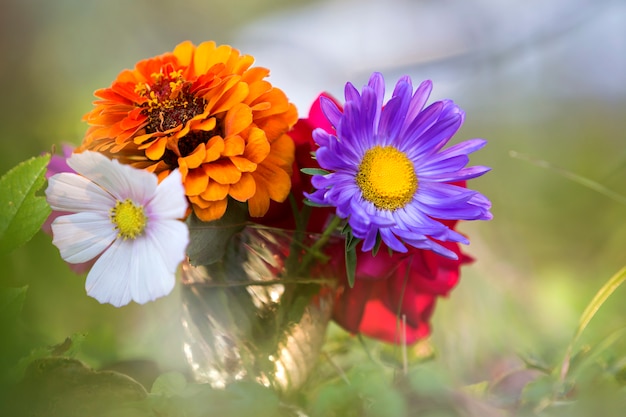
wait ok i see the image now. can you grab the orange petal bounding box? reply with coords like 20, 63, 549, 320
188, 194, 210, 208
156, 169, 171, 182
178, 157, 189, 177
181, 143, 206, 169
194, 117, 217, 131
223, 135, 245, 156
252, 162, 292, 202
194, 42, 230, 75
212, 82, 250, 115
247, 182, 270, 218
145, 137, 168, 160
204, 136, 225, 162
241, 66, 269, 84
203, 75, 240, 111
267, 133, 296, 170
229, 172, 256, 202
252, 89, 292, 119
231, 54, 255, 75
134, 132, 159, 145
200, 181, 230, 201
193, 198, 228, 222
229, 156, 257, 173
184, 168, 209, 196
173, 41, 194, 67
224, 103, 252, 137
203, 160, 242, 184
255, 115, 291, 141
243, 127, 270, 164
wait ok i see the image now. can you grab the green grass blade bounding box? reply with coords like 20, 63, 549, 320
560, 265, 626, 381
510, 151, 626, 205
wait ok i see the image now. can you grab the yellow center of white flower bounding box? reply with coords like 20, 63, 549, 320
110, 199, 148, 239
356, 145, 418, 211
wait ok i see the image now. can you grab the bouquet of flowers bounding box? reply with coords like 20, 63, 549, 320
43, 41, 491, 390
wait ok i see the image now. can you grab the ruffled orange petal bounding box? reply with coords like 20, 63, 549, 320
194, 117, 217, 131
188, 194, 211, 209
255, 104, 298, 140
228, 156, 256, 173
203, 160, 242, 184
145, 137, 168, 160
253, 90, 294, 120
180, 144, 206, 169
222, 135, 245, 157
194, 42, 229, 75
184, 167, 210, 196
172, 40, 194, 67
241, 67, 270, 84
212, 83, 250, 115
267, 133, 296, 170
243, 127, 270, 164
228, 172, 256, 202
223, 103, 252, 137
193, 198, 228, 222
204, 136, 225, 163
253, 162, 292, 202
247, 183, 270, 218
200, 181, 230, 201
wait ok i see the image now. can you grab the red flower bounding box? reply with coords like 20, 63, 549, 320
332, 222, 472, 344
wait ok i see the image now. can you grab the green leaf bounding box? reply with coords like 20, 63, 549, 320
345, 240, 357, 288
5, 357, 148, 417
4, 332, 87, 385
300, 167, 330, 176
341, 227, 359, 288
371, 235, 382, 257
303, 199, 329, 208
0, 155, 51, 254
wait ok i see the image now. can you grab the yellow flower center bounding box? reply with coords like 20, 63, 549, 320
110, 199, 148, 239
356, 145, 418, 211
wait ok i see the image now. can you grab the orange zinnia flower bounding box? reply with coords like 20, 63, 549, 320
78, 40, 297, 222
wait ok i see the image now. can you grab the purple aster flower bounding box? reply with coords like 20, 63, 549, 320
306, 72, 492, 259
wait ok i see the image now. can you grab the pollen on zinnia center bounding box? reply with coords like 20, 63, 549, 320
110, 199, 148, 239
136, 70, 207, 135
356, 145, 418, 211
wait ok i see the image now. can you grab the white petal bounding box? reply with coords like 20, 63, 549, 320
67, 151, 158, 204
128, 236, 176, 305
148, 169, 188, 220
46, 173, 115, 212
51, 212, 117, 263
84, 234, 178, 307
85, 239, 134, 307
146, 219, 190, 272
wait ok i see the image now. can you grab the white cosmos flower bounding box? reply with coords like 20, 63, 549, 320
45, 151, 190, 307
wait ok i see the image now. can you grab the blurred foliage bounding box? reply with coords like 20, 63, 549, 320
1, 0, 625, 415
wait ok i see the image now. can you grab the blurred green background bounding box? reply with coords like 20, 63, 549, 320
1, 0, 625, 389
